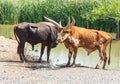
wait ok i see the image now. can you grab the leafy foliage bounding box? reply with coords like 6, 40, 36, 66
0, 0, 119, 32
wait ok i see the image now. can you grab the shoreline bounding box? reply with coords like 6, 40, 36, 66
0, 36, 120, 84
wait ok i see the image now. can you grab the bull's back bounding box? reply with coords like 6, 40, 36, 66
98, 31, 112, 40
28, 22, 57, 45
69, 27, 98, 53
74, 27, 98, 44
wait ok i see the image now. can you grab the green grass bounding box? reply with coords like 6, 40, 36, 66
0, 0, 117, 32
0, 25, 15, 38
0, 24, 116, 39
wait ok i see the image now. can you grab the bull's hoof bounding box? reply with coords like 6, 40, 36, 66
71, 64, 76, 67
21, 60, 26, 63
102, 66, 105, 69
66, 64, 71, 67
38, 58, 42, 63
21, 59, 28, 63
47, 61, 50, 64
25, 60, 28, 62
95, 65, 99, 69
39, 60, 42, 63
24, 59, 28, 62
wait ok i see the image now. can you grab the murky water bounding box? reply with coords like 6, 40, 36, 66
0, 27, 120, 70
25, 40, 120, 70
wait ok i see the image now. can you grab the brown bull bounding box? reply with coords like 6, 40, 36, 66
44, 16, 112, 69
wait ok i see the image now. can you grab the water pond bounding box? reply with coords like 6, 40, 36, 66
0, 26, 120, 70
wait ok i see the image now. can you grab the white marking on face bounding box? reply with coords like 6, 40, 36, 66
62, 33, 69, 42
57, 30, 69, 43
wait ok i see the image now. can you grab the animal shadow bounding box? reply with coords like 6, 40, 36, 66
0, 60, 21, 63
0, 60, 95, 70
26, 62, 94, 70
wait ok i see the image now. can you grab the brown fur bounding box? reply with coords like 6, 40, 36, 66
57, 26, 112, 69
44, 16, 112, 69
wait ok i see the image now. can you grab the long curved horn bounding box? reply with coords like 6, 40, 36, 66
67, 16, 70, 26
59, 20, 62, 25
44, 16, 62, 28
71, 16, 75, 26
65, 16, 75, 28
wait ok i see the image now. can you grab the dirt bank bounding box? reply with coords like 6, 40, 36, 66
0, 36, 120, 84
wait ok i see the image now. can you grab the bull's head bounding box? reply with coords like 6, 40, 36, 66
44, 16, 75, 43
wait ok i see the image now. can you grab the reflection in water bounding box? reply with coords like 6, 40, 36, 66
25, 40, 120, 70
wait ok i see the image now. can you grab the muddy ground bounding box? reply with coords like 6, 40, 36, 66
0, 36, 120, 84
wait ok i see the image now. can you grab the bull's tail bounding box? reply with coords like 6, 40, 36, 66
108, 39, 112, 65
14, 26, 20, 54
14, 26, 20, 44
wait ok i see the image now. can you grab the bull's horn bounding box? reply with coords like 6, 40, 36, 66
65, 16, 75, 28
67, 16, 70, 26
71, 16, 75, 26
58, 20, 62, 25
44, 16, 62, 28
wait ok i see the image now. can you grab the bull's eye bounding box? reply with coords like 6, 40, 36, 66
63, 31, 69, 33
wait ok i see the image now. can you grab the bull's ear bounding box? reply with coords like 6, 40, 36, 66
57, 27, 63, 32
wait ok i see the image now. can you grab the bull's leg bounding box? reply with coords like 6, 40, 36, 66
102, 52, 107, 69
66, 49, 73, 67
95, 58, 102, 69
102, 42, 109, 69
96, 46, 104, 69
39, 44, 45, 63
46, 46, 51, 63
21, 42, 28, 62
18, 42, 27, 62
17, 44, 24, 62
101, 45, 107, 69
96, 45, 107, 69
96, 52, 107, 69
71, 48, 78, 67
